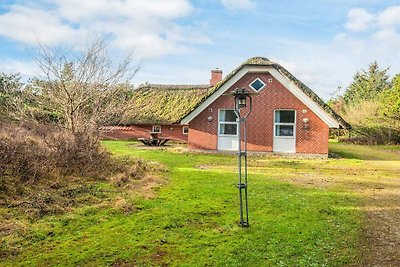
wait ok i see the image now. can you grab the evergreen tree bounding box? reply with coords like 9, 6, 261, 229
0, 72, 23, 121
337, 62, 400, 144
0, 72, 21, 94
343, 61, 391, 104
381, 74, 400, 120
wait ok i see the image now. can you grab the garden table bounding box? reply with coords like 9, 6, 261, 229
138, 137, 170, 146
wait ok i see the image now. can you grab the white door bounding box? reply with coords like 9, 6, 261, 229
273, 110, 296, 153
218, 109, 238, 151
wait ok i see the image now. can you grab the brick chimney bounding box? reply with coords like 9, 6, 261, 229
210, 69, 222, 86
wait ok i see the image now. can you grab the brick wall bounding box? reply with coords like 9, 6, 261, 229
101, 124, 188, 142
188, 72, 329, 154
210, 69, 223, 86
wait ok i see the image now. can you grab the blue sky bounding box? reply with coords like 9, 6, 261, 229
1, 0, 400, 99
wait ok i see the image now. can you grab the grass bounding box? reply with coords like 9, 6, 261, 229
329, 140, 400, 160
1, 141, 399, 266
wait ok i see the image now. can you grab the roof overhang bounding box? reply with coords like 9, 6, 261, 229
181, 65, 341, 128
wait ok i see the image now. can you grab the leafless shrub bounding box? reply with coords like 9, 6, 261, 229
0, 123, 164, 216
0, 123, 113, 198
0, 124, 56, 184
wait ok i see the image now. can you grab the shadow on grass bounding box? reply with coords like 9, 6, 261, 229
329, 142, 400, 161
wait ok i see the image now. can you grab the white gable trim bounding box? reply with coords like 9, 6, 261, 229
181, 67, 248, 124
181, 65, 340, 128
269, 68, 340, 128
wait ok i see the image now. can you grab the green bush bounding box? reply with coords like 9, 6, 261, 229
340, 100, 400, 144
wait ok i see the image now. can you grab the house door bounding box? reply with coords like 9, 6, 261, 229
218, 109, 238, 151
273, 110, 296, 153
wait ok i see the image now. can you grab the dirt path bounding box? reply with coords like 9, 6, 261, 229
327, 144, 400, 266
276, 157, 400, 266
358, 185, 400, 266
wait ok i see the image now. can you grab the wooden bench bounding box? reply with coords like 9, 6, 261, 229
138, 137, 170, 146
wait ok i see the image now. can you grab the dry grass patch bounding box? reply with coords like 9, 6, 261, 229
110, 159, 166, 199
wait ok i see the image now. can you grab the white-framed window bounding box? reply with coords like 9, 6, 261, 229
249, 78, 266, 92
274, 110, 295, 137
218, 109, 238, 136
152, 125, 161, 133
183, 126, 189, 135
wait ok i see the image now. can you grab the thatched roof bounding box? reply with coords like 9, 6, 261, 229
122, 84, 213, 124
247, 57, 351, 128
122, 57, 350, 129
181, 57, 351, 129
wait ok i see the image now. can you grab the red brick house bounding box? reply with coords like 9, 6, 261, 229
103, 57, 350, 155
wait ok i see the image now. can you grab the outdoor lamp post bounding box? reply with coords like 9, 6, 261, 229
225, 87, 256, 227
237, 94, 247, 109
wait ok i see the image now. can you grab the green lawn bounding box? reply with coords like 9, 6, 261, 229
2, 141, 399, 266
329, 140, 400, 161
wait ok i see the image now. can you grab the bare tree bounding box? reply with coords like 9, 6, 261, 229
34, 38, 139, 135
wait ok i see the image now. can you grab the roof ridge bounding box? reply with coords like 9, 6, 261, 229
272, 64, 351, 129
137, 84, 211, 90
179, 56, 351, 129
243, 56, 274, 66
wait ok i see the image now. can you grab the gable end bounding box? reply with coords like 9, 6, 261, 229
181, 65, 346, 129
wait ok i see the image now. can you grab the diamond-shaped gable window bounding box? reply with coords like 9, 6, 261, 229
249, 78, 266, 91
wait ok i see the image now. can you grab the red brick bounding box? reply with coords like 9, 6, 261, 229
101, 124, 188, 142
210, 69, 223, 87
188, 72, 329, 154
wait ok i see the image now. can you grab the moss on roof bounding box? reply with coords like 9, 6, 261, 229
121, 84, 213, 124
123, 57, 350, 129
181, 57, 351, 129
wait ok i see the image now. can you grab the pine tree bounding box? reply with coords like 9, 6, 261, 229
0, 72, 23, 121
381, 74, 400, 120
343, 61, 391, 104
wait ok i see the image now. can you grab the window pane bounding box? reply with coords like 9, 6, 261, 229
183, 126, 189, 134
275, 125, 294, 136
250, 78, 265, 91
153, 126, 161, 133
219, 110, 237, 122
275, 110, 295, 123
220, 123, 237, 135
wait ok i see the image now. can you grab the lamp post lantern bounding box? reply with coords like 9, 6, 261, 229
225, 87, 256, 227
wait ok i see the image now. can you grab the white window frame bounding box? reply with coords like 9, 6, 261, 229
249, 77, 266, 92
218, 109, 238, 137
182, 126, 189, 135
274, 110, 296, 139
152, 125, 162, 133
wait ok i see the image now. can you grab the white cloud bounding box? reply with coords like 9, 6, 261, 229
220, 0, 255, 10
345, 6, 400, 34
50, 0, 192, 22
341, 5, 400, 57
0, 0, 206, 59
345, 8, 375, 32
0, 58, 38, 80
0, 5, 86, 46
283, 5, 400, 99
377, 5, 400, 28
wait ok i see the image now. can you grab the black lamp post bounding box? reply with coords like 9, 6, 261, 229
225, 87, 256, 227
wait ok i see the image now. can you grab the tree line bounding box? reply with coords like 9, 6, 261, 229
328, 61, 400, 144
